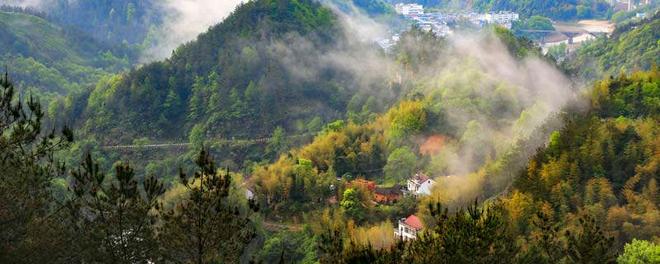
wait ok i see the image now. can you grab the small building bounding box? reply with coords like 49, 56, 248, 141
374, 185, 403, 204
395, 215, 423, 240
245, 188, 255, 200
407, 173, 436, 196
395, 3, 424, 16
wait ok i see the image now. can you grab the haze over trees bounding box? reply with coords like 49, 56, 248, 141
0, 0, 658, 263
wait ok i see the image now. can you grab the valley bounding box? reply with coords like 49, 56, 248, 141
0, 0, 658, 263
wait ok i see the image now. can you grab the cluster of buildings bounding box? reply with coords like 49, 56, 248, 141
343, 173, 437, 241
394, 3, 520, 37
345, 173, 437, 206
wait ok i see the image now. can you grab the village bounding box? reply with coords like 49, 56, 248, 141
378, 4, 520, 50
395, 3, 520, 34
380, 1, 653, 56
341, 172, 439, 241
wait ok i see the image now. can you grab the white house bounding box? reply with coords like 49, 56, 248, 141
395, 215, 423, 240
245, 189, 255, 200
395, 3, 424, 16
407, 173, 436, 196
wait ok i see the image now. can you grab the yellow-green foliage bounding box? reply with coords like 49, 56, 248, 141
509, 70, 660, 246
385, 100, 427, 140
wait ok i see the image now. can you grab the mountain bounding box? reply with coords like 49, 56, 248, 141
563, 12, 660, 81
392, 0, 613, 20
0, 8, 133, 96
69, 0, 395, 146
324, 69, 660, 263
472, 0, 612, 20
26, 0, 161, 46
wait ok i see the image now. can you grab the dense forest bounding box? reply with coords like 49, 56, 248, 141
562, 12, 660, 81
0, 0, 659, 263
0, 7, 134, 96
5, 0, 162, 46
388, 0, 613, 20
52, 0, 403, 171
324, 68, 659, 263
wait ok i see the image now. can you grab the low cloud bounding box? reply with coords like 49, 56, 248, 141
142, 0, 244, 62
0, 0, 49, 8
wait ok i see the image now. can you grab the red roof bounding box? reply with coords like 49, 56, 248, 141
404, 215, 423, 230
415, 173, 429, 183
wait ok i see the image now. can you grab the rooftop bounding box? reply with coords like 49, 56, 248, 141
404, 215, 423, 230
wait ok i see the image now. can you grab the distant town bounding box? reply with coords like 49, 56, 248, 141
378, 3, 520, 50
378, 3, 655, 56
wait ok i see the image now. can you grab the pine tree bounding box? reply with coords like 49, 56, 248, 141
65, 154, 164, 263
0, 72, 73, 263
158, 149, 257, 263
565, 215, 617, 264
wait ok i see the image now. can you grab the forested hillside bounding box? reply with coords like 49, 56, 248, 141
21, 0, 161, 46
248, 26, 566, 217
1, 0, 659, 263
388, 0, 613, 20
563, 12, 660, 80
67, 0, 397, 147
472, 0, 612, 20
0, 8, 132, 96
321, 69, 660, 263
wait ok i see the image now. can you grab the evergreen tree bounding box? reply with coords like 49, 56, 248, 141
0, 72, 73, 263
158, 149, 257, 263
65, 154, 164, 263
565, 215, 617, 264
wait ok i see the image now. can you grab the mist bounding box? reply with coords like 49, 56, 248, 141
420, 32, 580, 207
272, 2, 581, 208
142, 0, 244, 62
0, 0, 48, 8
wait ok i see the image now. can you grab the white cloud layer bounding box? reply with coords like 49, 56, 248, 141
143, 0, 244, 62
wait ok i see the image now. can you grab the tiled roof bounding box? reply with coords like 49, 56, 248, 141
404, 215, 423, 230
375, 185, 402, 195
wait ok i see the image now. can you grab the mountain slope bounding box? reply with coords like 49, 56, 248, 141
31, 0, 160, 46
472, 0, 612, 20
0, 9, 132, 95
563, 12, 660, 81
72, 0, 393, 145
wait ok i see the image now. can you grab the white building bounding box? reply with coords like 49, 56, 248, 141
395, 215, 423, 240
407, 173, 436, 196
395, 3, 424, 16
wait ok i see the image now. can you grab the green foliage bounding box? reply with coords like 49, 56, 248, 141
44, 0, 161, 46
258, 231, 319, 263
72, 0, 352, 145
564, 14, 660, 80
265, 126, 289, 159
565, 215, 617, 263
617, 239, 660, 264
341, 188, 367, 221
512, 15, 554, 40
335, 201, 519, 263
0, 11, 131, 95
65, 154, 165, 263
386, 100, 427, 139
158, 150, 257, 263
472, 0, 612, 20
0, 73, 73, 263
511, 70, 660, 253
384, 146, 417, 183
493, 26, 540, 58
